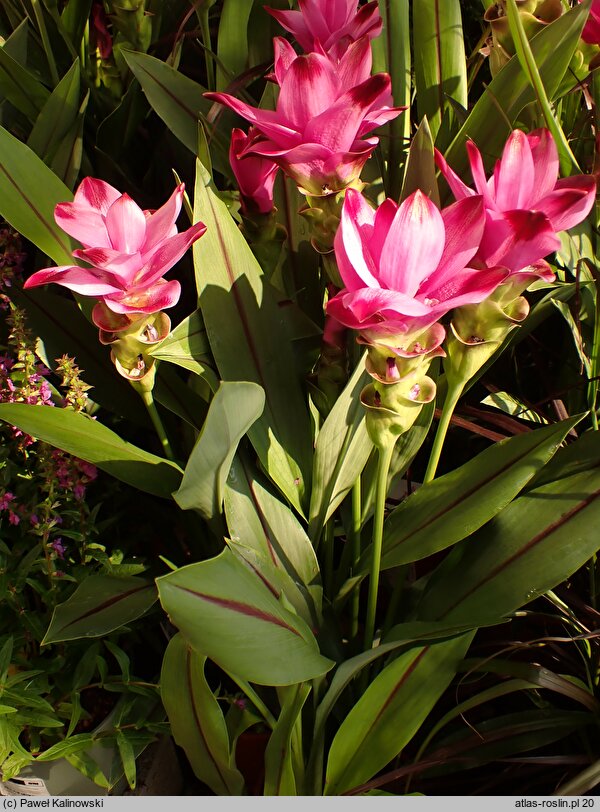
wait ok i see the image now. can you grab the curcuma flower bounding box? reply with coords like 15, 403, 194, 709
435, 129, 596, 277
265, 0, 382, 58
205, 37, 401, 196
581, 0, 600, 44
326, 188, 507, 342
24, 178, 206, 321
230, 128, 279, 215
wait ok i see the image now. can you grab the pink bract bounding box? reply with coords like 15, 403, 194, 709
230, 128, 279, 215
24, 178, 206, 317
326, 189, 507, 343
581, 0, 600, 44
265, 0, 382, 57
435, 128, 596, 274
205, 38, 402, 196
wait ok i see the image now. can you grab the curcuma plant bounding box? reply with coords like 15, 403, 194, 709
0, 0, 600, 797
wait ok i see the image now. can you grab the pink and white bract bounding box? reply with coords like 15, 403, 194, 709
205, 38, 401, 196
326, 189, 507, 343
24, 178, 206, 318
265, 0, 382, 57
435, 129, 596, 275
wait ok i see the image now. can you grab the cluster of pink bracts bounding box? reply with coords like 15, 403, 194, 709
213, 0, 398, 205
21, 0, 597, 425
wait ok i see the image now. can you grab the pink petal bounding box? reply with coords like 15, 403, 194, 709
73, 177, 121, 214
326, 287, 434, 332
142, 184, 184, 254
105, 278, 181, 314
425, 266, 507, 313
479, 209, 560, 271
278, 52, 341, 128
435, 148, 477, 202
430, 196, 486, 292
379, 190, 445, 295
24, 265, 124, 296
72, 247, 143, 284
494, 130, 535, 210
272, 37, 298, 86
527, 128, 559, 202
266, 7, 313, 50
369, 197, 397, 266
105, 194, 147, 253
204, 92, 300, 147
54, 203, 111, 249
334, 188, 379, 291
536, 175, 597, 232
466, 141, 495, 208
342, 2, 382, 42
135, 221, 207, 288
336, 36, 372, 88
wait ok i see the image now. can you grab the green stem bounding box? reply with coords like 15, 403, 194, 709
423, 380, 464, 484
140, 389, 175, 462
350, 478, 362, 639
323, 521, 335, 598
199, 8, 214, 91
31, 0, 60, 86
363, 441, 396, 651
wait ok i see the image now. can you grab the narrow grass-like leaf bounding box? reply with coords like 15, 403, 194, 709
174, 381, 265, 520
0, 403, 182, 498
161, 635, 244, 796
193, 163, 313, 514
156, 548, 334, 686
413, 0, 467, 144
0, 45, 50, 121
400, 116, 440, 205
216, 0, 253, 91
0, 125, 74, 264
28, 60, 80, 161
367, 416, 581, 572
42, 575, 157, 644
264, 683, 311, 796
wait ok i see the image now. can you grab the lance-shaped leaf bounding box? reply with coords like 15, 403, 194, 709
216, 0, 254, 91
156, 548, 334, 686
42, 576, 156, 644
0, 125, 74, 265
324, 633, 474, 795
225, 454, 322, 625
0, 46, 50, 121
413, 0, 467, 144
0, 403, 182, 499
193, 163, 313, 514
309, 358, 372, 541
400, 116, 440, 206
121, 50, 230, 176
161, 634, 244, 796
264, 683, 311, 796
28, 60, 81, 162
174, 381, 265, 521
364, 416, 581, 573
418, 462, 600, 623
441, 3, 589, 190
148, 309, 213, 378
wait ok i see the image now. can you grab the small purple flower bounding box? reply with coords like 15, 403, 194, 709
8, 511, 20, 526
50, 538, 66, 559
0, 491, 14, 511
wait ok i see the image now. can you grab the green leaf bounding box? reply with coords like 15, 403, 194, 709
42, 575, 157, 644
225, 455, 322, 625
418, 462, 600, 623
50, 90, 87, 190
441, 3, 589, 188
161, 635, 244, 795
116, 732, 137, 790
28, 60, 80, 161
148, 309, 213, 378
193, 163, 313, 514
0, 403, 183, 498
173, 381, 265, 521
480, 391, 549, 424
0, 637, 14, 685
264, 683, 310, 796
324, 633, 474, 795
0, 44, 50, 121
400, 116, 440, 206
216, 0, 253, 91
412, 0, 467, 144
0, 125, 74, 265
65, 752, 110, 790
156, 548, 334, 686
370, 416, 581, 572
35, 733, 95, 762
308, 357, 372, 541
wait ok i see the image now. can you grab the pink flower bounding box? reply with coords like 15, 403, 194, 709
266, 0, 382, 57
435, 129, 596, 276
205, 38, 401, 195
91, 2, 113, 59
0, 491, 14, 511
581, 0, 600, 44
327, 189, 507, 342
230, 128, 279, 215
24, 178, 207, 318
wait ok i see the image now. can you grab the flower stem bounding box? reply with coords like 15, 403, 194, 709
350, 477, 362, 639
423, 380, 464, 484
140, 389, 175, 462
223, 671, 276, 729
363, 441, 396, 651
